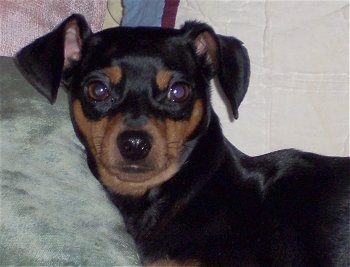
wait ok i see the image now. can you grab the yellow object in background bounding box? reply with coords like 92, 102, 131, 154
104, 0, 123, 28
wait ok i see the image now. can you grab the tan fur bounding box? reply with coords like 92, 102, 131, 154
72, 99, 203, 196
156, 70, 173, 91
103, 66, 123, 84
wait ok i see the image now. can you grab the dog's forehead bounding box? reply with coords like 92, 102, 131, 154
86, 27, 186, 58
80, 27, 197, 77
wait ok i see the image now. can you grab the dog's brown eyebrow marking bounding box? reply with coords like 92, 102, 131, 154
104, 66, 123, 84
156, 70, 172, 91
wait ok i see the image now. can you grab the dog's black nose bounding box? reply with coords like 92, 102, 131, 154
117, 131, 152, 161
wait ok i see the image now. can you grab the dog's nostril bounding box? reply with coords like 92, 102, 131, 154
117, 131, 152, 161
121, 138, 150, 156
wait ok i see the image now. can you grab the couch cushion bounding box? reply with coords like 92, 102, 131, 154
0, 56, 139, 265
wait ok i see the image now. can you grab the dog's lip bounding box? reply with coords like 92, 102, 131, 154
118, 163, 154, 173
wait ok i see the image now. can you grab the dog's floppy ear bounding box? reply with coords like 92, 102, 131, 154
15, 14, 91, 104
183, 22, 250, 119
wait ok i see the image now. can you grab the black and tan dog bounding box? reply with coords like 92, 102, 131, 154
15, 14, 349, 266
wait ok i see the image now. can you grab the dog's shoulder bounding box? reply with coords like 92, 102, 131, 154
219, 140, 349, 204
235, 148, 349, 189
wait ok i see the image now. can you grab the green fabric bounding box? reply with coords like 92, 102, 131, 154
0, 56, 139, 266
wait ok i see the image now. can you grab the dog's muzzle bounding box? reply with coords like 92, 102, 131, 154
117, 130, 152, 161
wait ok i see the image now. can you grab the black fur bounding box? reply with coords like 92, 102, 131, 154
15, 14, 349, 266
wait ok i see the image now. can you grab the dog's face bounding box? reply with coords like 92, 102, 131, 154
69, 24, 213, 196
70, 28, 210, 196
15, 14, 250, 196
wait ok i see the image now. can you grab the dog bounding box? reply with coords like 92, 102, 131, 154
15, 14, 349, 266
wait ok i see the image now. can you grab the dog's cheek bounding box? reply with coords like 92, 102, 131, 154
100, 113, 125, 166
71, 99, 108, 160
185, 100, 204, 139
72, 100, 128, 193
72, 99, 93, 144
165, 100, 204, 154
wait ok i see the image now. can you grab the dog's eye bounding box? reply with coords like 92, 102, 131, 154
167, 83, 191, 103
87, 82, 110, 101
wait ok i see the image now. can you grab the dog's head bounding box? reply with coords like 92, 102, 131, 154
15, 14, 250, 196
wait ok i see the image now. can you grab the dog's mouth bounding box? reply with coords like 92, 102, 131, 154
118, 163, 155, 174
100, 161, 159, 183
